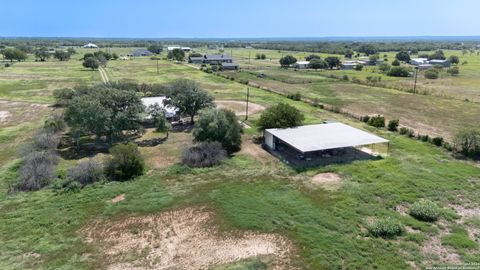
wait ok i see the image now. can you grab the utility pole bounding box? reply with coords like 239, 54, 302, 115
245, 87, 250, 121
413, 67, 418, 94
156, 58, 159, 75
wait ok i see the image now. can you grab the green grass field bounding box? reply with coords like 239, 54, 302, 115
0, 48, 479, 269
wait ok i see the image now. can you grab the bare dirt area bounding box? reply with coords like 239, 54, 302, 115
80, 207, 295, 270
215, 100, 265, 116
310, 172, 342, 191
421, 220, 462, 265
0, 100, 50, 127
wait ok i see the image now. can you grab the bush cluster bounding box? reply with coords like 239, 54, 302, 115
287, 92, 301, 101
105, 143, 145, 181
181, 142, 227, 168
409, 200, 441, 222
399, 127, 415, 137
367, 115, 385, 128
387, 119, 399, 131
367, 217, 404, 238
13, 128, 60, 192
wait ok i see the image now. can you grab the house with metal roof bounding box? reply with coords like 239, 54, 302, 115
429, 59, 451, 67
203, 54, 233, 65
410, 58, 429, 65
130, 49, 153, 57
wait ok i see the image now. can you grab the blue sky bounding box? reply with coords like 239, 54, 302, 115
1, 0, 479, 38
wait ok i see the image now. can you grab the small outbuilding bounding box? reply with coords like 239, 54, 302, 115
264, 123, 389, 164
221, 62, 239, 70
294, 61, 310, 69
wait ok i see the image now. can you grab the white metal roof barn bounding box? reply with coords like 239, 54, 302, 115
264, 122, 389, 154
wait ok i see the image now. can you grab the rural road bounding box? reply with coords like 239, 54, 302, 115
98, 67, 110, 84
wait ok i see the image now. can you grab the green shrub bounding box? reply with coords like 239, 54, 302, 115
409, 200, 440, 222
360, 115, 370, 123
287, 92, 301, 101
447, 66, 459, 76
424, 69, 439, 79
368, 217, 404, 238
387, 119, 399, 131
398, 127, 415, 137
453, 128, 480, 157
431, 137, 444, 147
193, 108, 243, 153
257, 103, 304, 130
418, 134, 430, 142
387, 66, 411, 77
367, 115, 385, 128
342, 75, 349, 81
105, 143, 144, 181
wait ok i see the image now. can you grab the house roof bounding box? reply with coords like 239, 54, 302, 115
131, 49, 153, 55
221, 62, 239, 67
295, 61, 310, 65
83, 43, 98, 48
265, 123, 389, 153
204, 54, 232, 61
429, 59, 448, 63
141, 97, 178, 118
189, 57, 204, 61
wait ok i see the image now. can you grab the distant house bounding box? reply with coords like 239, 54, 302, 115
417, 64, 433, 70
294, 61, 310, 69
410, 58, 429, 65
203, 54, 233, 65
119, 56, 129, 60
207, 44, 218, 50
221, 62, 239, 70
83, 43, 98, 48
167, 46, 192, 52
429, 59, 451, 67
341, 63, 357, 70
188, 56, 204, 64
130, 49, 153, 57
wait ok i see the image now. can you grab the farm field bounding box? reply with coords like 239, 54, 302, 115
0, 49, 480, 270
218, 67, 480, 139
210, 48, 480, 102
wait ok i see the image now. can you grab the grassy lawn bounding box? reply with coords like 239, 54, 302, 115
0, 50, 479, 269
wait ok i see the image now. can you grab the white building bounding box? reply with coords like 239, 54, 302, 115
83, 43, 98, 48
264, 122, 389, 155
410, 58, 429, 65
167, 46, 192, 52
141, 97, 179, 118
294, 61, 310, 69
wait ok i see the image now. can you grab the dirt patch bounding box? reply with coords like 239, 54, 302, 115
311, 173, 342, 191
0, 100, 50, 127
0, 111, 12, 123
215, 100, 265, 116
80, 207, 295, 270
111, 194, 125, 204
421, 220, 462, 265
